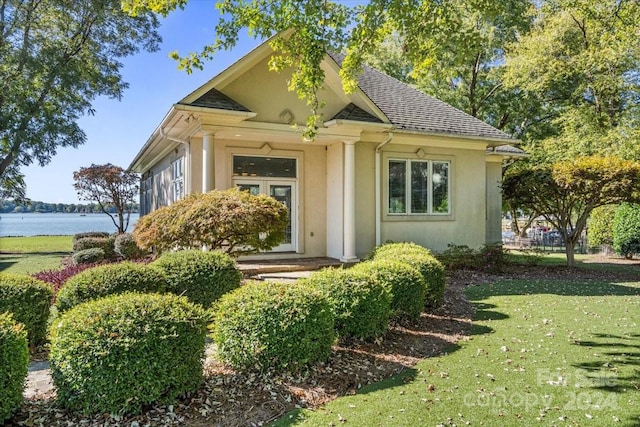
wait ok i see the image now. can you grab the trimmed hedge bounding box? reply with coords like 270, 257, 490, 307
73, 231, 110, 243
73, 237, 115, 258
49, 292, 208, 416
152, 250, 242, 307
613, 203, 640, 259
114, 232, 146, 259
0, 313, 29, 424
0, 273, 53, 345
212, 281, 334, 372
56, 262, 167, 313
372, 244, 446, 308
301, 268, 391, 340
72, 247, 106, 265
352, 260, 426, 320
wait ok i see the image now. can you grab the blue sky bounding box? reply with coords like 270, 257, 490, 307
23, 1, 264, 204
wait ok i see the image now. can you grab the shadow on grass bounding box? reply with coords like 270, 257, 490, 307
0, 256, 18, 272
572, 333, 640, 393
472, 301, 510, 321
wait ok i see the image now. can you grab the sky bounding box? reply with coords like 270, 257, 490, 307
22, 1, 264, 204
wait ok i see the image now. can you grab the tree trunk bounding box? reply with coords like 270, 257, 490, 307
565, 242, 576, 268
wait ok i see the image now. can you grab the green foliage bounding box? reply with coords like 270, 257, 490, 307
73, 164, 139, 233
56, 262, 167, 313
0, 1, 161, 198
0, 313, 29, 424
72, 237, 115, 258
613, 203, 640, 259
352, 260, 426, 321
503, 156, 640, 266
114, 232, 146, 259
73, 231, 110, 243
588, 205, 617, 248
152, 250, 242, 308
372, 245, 446, 308
212, 281, 334, 372
437, 244, 478, 270
301, 268, 390, 340
49, 292, 208, 416
0, 273, 52, 345
71, 248, 106, 265
134, 189, 288, 256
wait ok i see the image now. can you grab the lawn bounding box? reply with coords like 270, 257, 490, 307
0, 235, 72, 274
274, 270, 640, 426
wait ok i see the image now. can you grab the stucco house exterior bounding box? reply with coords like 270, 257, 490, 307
129, 39, 524, 261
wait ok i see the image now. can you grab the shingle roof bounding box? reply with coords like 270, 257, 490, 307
490, 144, 527, 156
331, 103, 383, 123
329, 53, 514, 141
186, 88, 250, 111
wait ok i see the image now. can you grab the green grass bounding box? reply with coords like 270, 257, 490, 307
0, 236, 72, 274
273, 274, 640, 426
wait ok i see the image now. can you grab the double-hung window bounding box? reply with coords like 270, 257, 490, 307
170, 157, 184, 203
388, 159, 450, 215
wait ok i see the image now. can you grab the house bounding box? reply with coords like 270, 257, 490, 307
129, 38, 525, 261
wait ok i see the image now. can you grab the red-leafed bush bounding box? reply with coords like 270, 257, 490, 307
32, 262, 107, 297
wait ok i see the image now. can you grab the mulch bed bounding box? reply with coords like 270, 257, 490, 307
10, 260, 639, 427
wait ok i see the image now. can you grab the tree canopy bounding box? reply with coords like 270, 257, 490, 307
0, 0, 161, 200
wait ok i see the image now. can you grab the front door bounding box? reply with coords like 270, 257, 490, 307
235, 180, 296, 252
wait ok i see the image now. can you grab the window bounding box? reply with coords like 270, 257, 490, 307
170, 157, 184, 203
388, 159, 450, 215
233, 155, 296, 178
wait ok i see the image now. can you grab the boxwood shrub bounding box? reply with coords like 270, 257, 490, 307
0, 273, 53, 345
72, 247, 106, 265
114, 232, 146, 260
372, 245, 446, 308
152, 250, 242, 308
49, 292, 208, 416
352, 260, 426, 320
212, 280, 334, 372
73, 237, 115, 258
73, 231, 110, 243
0, 313, 29, 424
301, 268, 391, 340
56, 262, 167, 313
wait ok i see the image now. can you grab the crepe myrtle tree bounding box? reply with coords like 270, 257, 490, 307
73, 164, 139, 233
502, 156, 640, 267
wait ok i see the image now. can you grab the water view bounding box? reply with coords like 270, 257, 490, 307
0, 212, 139, 237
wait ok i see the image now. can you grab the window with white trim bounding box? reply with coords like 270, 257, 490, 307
170, 157, 184, 203
388, 159, 450, 215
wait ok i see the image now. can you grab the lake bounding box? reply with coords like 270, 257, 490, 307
0, 213, 139, 237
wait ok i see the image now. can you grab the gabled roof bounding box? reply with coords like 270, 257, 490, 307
328, 53, 514, 141
331, 103, 383, 123
185, 88, 250, 111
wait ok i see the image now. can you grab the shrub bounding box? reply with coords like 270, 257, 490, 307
0, 313, 29, 424
588, 205, 617, 248
478, 244, 510, 273
133, 188, 289, 256
301, 268, 391, 340
73, 237, 115, 258
72, 247, 105, 265
32, 261, 108, 298
152, 250, 242, 308
72, 231, 110, 243
437, 243, 478, 270
56, 262, 167, 313
212, 281, 334, 372
0, 273, 53, 345
352, 260, 426, 320
114, 232, 146, 259
372, 246, 446, 308
368, 242, 432, 260
613, 203, 640, 259
49, 292, 208, 416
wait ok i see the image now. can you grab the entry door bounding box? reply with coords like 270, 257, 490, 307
235, 180, 296, 252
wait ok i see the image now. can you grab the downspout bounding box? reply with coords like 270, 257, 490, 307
375, 132, 393, 246
160, 127, 191, 195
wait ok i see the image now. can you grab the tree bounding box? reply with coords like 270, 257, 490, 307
502, 156, 640, 267
133, 189, 289, 256
73, 164, 139, 233
0, 0, 161, 199
504, 0, 640, 163
587, 205, 617, 249
612, 203, 640, 259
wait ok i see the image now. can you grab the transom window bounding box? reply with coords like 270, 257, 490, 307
388, 159, 450, 215
233, 155, 296, 178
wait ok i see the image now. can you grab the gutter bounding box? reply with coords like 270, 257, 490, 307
375, 132, 393, 246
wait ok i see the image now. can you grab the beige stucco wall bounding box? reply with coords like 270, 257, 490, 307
485, 159, 503, 245
326, 142, 344, 259
354, 140, 377, 258
374, 143, 488, 253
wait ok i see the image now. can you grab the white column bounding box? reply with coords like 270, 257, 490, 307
202, 132, 214, 193
341, 140, 359, 262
